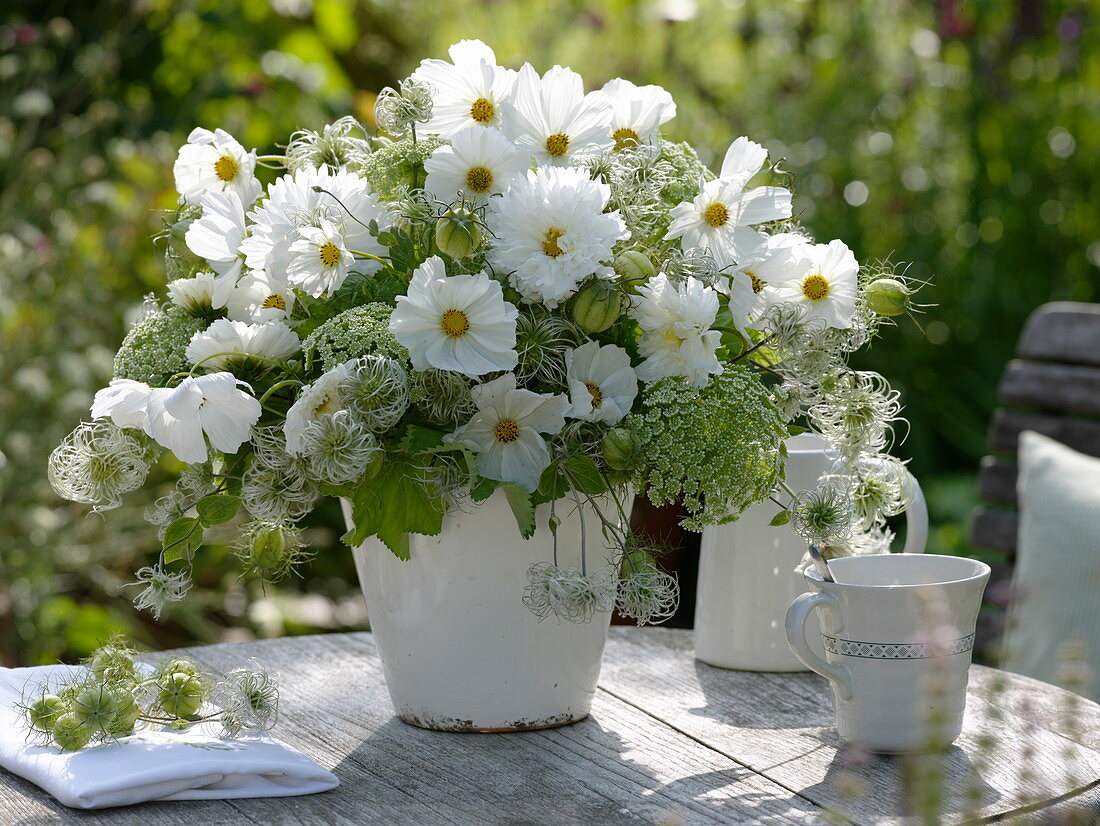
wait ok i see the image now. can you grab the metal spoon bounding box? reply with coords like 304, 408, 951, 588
808, 545, 836, 583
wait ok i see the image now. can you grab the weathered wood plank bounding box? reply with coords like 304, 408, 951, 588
598, 628, 1100, 826
1018, 302, 1100, 368
998, 360, 1100, 417
988, 409, 1100, 457
970, 507, 1018, 553
977, 456, 1018, 505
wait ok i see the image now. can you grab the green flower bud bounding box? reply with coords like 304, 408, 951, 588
52, 713, 92, 751
435, 208, 483, 260
864, 278, 912, 317
72, 684, 118, 730
107, 690, 141, 737
602, 427, 643, 472
87, 646, 136, 680
28, 694, 63, 733
158, 672, 205, 718
249, 525, 288, 575
572, 280, 623, 334
613, 250, 656, 292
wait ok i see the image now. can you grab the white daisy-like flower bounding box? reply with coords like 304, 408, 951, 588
143, 372, 262, 464
91, 379, 152, 429
736, 232, 814, 319
664, 137, 792, 265
185, 190, 248, 308
410, 39, 515, 137
226, 270, 296, 323
167, 272, 219, 316
173, 127, 261, 207
487, 166, 628, 307
285, 218, 355, 298
600, 78, 676, 150
502, 63, 613, 167
284, 360, 356, 455
185, 319, 301, 372
446, 372, 569, 492
241, 167, 389, 288
389, 255, 519, 378
564, 341, 638, 425
769, 239, 860, 329
633, 274, 723, 387
424, 125, 528, 204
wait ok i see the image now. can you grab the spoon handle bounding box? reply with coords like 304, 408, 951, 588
808, 545, 835, 583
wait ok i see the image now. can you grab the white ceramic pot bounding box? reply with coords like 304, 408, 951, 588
343, 488, 623, 732
693, 434, 928, 672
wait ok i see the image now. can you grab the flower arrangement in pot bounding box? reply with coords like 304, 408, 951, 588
50, 39, 921, 731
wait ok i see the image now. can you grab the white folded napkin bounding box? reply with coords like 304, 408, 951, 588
0, 663, 339, 809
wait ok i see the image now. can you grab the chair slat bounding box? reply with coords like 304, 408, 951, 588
998, 360, 1100, 417
977, 455, 1018, 505
1018, 302, 1100, 367
970, 507, 1018, 553
988, 409, 1100, 457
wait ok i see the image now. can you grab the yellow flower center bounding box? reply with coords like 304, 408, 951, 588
801, 273, 831, 302
262, 293, 287, 310
440, 308, 470, 338
493, 418, 520, 444
541, 227, 566, 258
663, 328, 685, 346
319, 241, 342, 268
214, 154, 238, 182
704, 202, 730, 228
585, 381, 603, 409
470, 97, 495, 123
612, 127, 641, 151
313, 393, 338, 416
465, 165, 494, 193
545, 132, 571, 158
745, 270, 764, 294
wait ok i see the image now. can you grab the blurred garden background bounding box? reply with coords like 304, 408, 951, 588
1, 0, 1097, 665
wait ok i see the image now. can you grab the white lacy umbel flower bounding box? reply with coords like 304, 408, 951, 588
173, 127, 261, 207
446, 373, 568, 492
503, 64, 612, 167
241, 167, 390, 295
226, 270, 296, 323
285, 219, 355, 298
487, 167, 628, 307
424, 125, 528, 203
143, 372, 262, 464
600, 78, 676, 150
185, 319, 301, 372
565, 341, 638, 425
91, 379, 153, 429
185, 190, 248, 308
665, 137, 792, 265
410, 39, 515, 137
283, 360, 356, 455
167, 272, 219, 317
770, 239, 859, 329
633, 274, 722, 387
389, 256, 519, 377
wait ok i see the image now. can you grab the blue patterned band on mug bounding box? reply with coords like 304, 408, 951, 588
821, 633, 976, 660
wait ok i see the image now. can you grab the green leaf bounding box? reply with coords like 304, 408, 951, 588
769, 510, 791, 527
470, 475, 502, 503
398, 425, 447, 454
341, 460, 445, 561
565, 455, 607, 495
787, 424, 809, 437
318, 481, 359, 499
532, 464, 568, 506
502, 485, 535, 540
195, 494, 240, 527
162, 517, 203, 564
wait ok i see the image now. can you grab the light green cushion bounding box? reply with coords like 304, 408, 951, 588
1002, 431, 1100, 700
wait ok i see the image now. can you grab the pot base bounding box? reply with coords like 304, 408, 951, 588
397, 711, 589, 733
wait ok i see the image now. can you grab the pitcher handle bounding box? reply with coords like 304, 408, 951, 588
785, 591, 854, 700
901, 470, 928, 555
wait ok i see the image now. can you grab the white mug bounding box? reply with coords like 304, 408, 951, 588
785, 554, 990, 753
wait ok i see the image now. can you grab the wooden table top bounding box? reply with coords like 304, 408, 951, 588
3, 628, 1100, 825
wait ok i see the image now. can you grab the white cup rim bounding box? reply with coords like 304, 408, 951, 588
804, 552, 991, 590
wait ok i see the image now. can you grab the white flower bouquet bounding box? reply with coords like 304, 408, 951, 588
51, 40, 921, 625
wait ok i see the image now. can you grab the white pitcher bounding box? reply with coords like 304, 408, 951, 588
693, 434, 928, 671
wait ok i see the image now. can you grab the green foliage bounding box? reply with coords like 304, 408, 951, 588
342, 458, 446, 558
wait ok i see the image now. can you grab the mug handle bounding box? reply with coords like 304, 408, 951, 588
785, 591, 854, 700
901, 470, 928, 555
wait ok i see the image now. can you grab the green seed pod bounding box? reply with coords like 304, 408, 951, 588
107, 690, 141, 737
158, 672, 205, 718
572, 280, 624, 334
864, 278, 912, 317
87, 645, 136, 680
613, 250, 656, 292
434, 208, 483, 260
602, 426, 643, 472
72, 684, 118, 731
28, 694, 63, 733
52, 713, 92, 751
249, 524, 287, 574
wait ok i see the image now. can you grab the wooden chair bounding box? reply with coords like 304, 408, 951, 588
970, 302, 1100, 656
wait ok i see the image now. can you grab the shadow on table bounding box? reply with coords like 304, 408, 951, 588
688, 659, 835, 731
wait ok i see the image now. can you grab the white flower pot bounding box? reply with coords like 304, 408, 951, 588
693, 434, 928, 672
342, 488, 623, 732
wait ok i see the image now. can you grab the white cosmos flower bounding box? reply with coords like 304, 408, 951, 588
565, 341, 638, 425
487, 167, 628, 307
719, 136, 770, 180
143, 372, 261, 464
502, 64, 612, 167
173, 127, 261, 207
167, 272, 219, 316
285, 218, 355, 298
736, 232, 814, 319
633, 274, 723, 387
769, 239, 860, 329
241, 167, 390, 289
284, 360, 356, 455
446, 373, 568, 492
185, 190, 248, 308
424, 125, 528, 204
389, 256, 518, 378
601, 78, 676, 150
185, 319, 301, 372
226, 270, 296, 323
91, 379, 152, 429
411, 39, 515, 137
